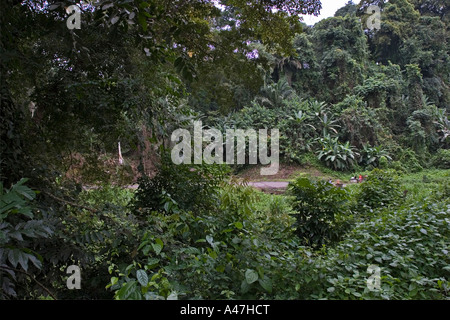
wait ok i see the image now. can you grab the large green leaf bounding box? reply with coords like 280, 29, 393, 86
116, 281, 140, 300
136, 269, 148, 287
258, 276, 273, 293
6, 249, 40, 272
152, 243, 162, 255
245, 269, 258, 284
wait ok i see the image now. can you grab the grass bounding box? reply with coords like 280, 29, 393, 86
245, 167, 449, 215
235, 162, 361, 183
399, 168, 450, 202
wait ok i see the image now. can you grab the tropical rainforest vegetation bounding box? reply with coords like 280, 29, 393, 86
1, 0, 449, 300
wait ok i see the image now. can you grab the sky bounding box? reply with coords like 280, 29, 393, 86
301, 0, 352, 25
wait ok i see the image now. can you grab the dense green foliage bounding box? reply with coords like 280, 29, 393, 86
288, 178, 351, 248
1, 0, 449, 301
133, 155, 230, 214
108, 169, 450, 300
356, 168, 404, 211
302, 194, 450, 300
0, 179, 53, 298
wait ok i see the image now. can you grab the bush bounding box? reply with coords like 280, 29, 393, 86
45, 182, 141, 300
316, 136, 358, 171
432, 149, 450, 169
0, 179, 53, 299
378, 156, 389, 169
298, 199, 450, 300
431, 173, 450, 201
133, 155, 230, 214
288, 178, 352, 248
397, 148, 423, 172
107, 182, 304, 300
388, 160, 407, 173
356, 169, 403, 212
252, 192, 296, 240
358, 144, 392, 169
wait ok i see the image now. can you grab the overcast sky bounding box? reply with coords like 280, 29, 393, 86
301, 0, 353, 25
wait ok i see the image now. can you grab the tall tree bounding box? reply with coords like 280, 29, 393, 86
1, 0, 323, 186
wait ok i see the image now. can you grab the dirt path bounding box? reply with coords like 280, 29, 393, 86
247, 181, 289, 194
247, 180, 349, 194
247, 181, 289, 189
82, 162, 350, 194
239, 164, 352, 194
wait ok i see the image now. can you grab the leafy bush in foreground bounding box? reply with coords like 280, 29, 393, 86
288, 177, 352, 248
133, 156, 229, 215
107, 182, 306, 300
0, 179, 53, 298
106, 173, 450, 300
298, 198, 450, 300
356, 168, 403, 212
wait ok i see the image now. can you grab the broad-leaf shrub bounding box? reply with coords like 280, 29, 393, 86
0, 179, 53, 298
38, 182, 142, 300
432, 149, 450, 169
288, 178, 352, 248
356, 169, 403, 212
396, 148, 423, 172
298, 199, 450, 300
358, 144, 392, 169
316, 136, 357, 171
133, 157, 230, 215
108, 182, 306, 300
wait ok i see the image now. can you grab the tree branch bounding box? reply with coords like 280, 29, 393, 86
42, 191, 98, 213
0, 265, 58, 300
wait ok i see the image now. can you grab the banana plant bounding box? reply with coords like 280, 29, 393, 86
316, 135, 358, 171
318, 113, 341, 137
309, 100, 328, 116
289, 110, 317, 129
306, 100, 341, 137
434, 108, 450, 143
358, 144, 392, 168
